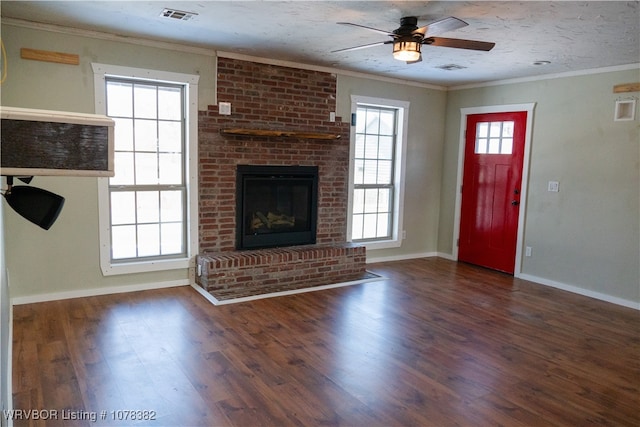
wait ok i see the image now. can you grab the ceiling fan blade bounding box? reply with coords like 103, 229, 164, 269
337, 22, 394, 36
331, 41, 391, 53
426, 37, 495, 51
414, 16, 468, 37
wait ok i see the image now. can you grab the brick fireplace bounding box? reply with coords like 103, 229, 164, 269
196, 57, 366, 299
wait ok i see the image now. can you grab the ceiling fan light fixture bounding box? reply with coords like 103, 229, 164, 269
392, 39, 421, 62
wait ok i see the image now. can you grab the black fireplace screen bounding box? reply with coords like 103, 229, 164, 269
236, 165, 318, 249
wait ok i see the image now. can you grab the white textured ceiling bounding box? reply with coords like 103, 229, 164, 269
1, 1, 639, 87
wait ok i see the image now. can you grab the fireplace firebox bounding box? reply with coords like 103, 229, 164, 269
236, 165, 318, 250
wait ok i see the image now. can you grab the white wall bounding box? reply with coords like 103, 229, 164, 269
440, 67, 640, 306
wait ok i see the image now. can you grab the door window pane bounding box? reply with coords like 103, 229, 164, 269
475, 121, 515, 155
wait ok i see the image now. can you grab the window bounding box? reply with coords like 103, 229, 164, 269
106, 79, 186, 260
93, 64, 199, 275
348, 96, 408, 249
475, 121, 514, 154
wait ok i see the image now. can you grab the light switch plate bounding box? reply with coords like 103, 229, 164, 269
219, 102, 231, 115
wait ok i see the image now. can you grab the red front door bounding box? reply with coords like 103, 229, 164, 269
458, 111, 527, 274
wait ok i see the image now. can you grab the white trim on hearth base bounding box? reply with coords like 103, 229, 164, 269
191, 273, 385, 306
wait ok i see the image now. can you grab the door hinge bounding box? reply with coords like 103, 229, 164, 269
460, 185, 463, 194
456, 238, 460, 247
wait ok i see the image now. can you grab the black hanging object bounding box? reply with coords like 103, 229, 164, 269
3, 177, 65, 230
18, 176, 34, 184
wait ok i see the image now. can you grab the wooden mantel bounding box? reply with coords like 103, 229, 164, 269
220, 128, 341, 140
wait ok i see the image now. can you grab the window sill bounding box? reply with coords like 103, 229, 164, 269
101, 256, 192, 276
353, 238, 402, 251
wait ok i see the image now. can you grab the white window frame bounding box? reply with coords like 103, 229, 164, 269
92, 63, 199, 276
347, 95, 409, 250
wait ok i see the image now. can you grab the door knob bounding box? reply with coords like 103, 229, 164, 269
511, 200, 520, 206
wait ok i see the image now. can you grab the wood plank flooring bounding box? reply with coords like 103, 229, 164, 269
10, 258, 640, 426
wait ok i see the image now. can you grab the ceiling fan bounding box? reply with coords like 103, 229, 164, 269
332, 16, 495, 63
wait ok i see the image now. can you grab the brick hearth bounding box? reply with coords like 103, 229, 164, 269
196, 57, 365, 298
196, 244, 366, 300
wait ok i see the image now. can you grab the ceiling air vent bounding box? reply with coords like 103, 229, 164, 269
160, 8, 198, 21
436, 64, 467, 71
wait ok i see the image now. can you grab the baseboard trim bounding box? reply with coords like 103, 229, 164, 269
436, 252, 456, 261
366, 252, 639, 310
517, 273, 640, 310
366, 252, 438, 264
11, 280, 189, 305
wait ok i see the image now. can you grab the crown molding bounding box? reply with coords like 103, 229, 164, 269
217, 51, 446, 91
6, 17, 634, 92
451, 63, 640, 90
2, 17, 216, 57
2, 17, 445, 91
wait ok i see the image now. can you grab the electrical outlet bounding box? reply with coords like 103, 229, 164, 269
218, 102, 231, 115
402, 230, 407, 240
525, 246, 532, 257
548, 181, 559, 192
329, 111, 336, 122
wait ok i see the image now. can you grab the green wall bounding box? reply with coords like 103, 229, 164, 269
2, 22, 638, 306
440, 69, 640, 304
336, 76, 447, 260
1, 23, 445, 299
1, 24, 216, 299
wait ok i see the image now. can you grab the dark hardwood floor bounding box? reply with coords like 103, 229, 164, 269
10, 258, 640, 426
